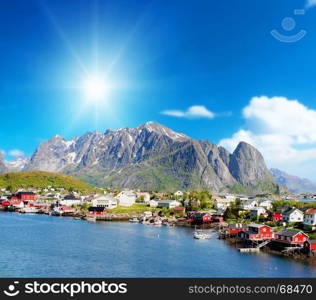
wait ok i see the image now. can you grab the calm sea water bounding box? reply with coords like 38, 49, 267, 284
1, 212, 316, 278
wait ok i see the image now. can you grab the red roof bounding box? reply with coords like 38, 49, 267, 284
174, 206, 185, 211
11, 200, 22, 205
305, 208, 316, 215
60, 205, 74, 211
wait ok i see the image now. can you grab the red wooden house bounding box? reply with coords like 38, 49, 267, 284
173, 206, 185, 215
0, 200, 10, 207
8, 192, 36, 201
274, 229, 309, 245
16, 192, 36, 201
238, 224, 273, 241
88, 206, 107, 215
272, 213, 283, 222
228, 223, 248, 235
304, 240, 316, 252
10, 200, 24, 207
192, 212, 212, 224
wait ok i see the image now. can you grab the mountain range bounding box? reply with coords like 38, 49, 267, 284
0, 122, 279, 193
270, 168, 316, 194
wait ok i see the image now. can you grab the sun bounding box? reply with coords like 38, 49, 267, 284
83, 75, 108, 102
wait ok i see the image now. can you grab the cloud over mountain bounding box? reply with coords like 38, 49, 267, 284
8, 149, 25, 157
220, 96, 316, 179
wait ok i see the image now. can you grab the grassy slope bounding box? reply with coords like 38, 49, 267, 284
0, 171, 94, 192
228, 179, 280, 195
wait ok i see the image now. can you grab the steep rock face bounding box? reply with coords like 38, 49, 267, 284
27, 135, 78, 172
22, 122, 276, 192
0, 153, 7, 174
199, 141, 236, 187
271, 168, 316, 194
229, 142, 273, 186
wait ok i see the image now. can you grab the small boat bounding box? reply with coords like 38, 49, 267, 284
51, 209, 61, 216
20, 206, 39, 214
153, 220, 162, 226
129, 217, 139, 223
74, 217, 81, 220
194, 231, 211, 240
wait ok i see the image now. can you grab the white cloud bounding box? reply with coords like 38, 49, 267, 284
306, 0, 316, 8
161, 105, 215, 119
8, 149, 25, 157
219, 96, 316, 179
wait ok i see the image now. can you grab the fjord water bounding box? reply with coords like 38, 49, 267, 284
1, 213, 315, 278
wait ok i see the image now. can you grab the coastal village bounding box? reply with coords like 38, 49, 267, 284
1, 186, 316, 262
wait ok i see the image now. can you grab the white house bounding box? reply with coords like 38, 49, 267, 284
116, 191, 136, 207
282, 208, 304, 223
59, 194, 82, 206
214, 198, 233, 210
91, 195, 118, 209
222, 194, 236, 201
304, 208, 316, 229
213, 194, 236, 210
259, 200, 273, 210
174, 191, 184, 197
149, 200, 158, 208
250, 207, 267, 219
241, 199, 258, 210
157, 200, 181, 209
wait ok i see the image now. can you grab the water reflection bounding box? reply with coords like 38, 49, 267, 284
0, 213, 315, 277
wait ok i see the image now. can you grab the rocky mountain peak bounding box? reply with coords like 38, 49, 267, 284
0, 152, 7, 173
139, 121, 189, 142
229, 141, 273, 186
271, 168, 316, 193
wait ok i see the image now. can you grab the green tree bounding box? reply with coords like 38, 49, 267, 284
136, 195, 145, 203
6, 185, 15, 193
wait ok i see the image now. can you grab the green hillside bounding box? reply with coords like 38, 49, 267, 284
0, 171, 94, 193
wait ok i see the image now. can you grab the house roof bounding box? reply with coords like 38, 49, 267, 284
173, 206, 185, 211
158, 200, 179, 204
276, 229, 305, 237
63, 194, 80, 200
305, 208, 316, 215
88, 207, 105, 212
16, 191, 35, 195
248, 223, 268, 228
94, 195, 117, 202
228, 223, 247, 229
282, 208, 302, 216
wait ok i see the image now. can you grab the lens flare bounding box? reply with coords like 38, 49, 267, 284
83, 75, 108, 102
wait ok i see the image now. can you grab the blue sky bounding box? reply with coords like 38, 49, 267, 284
1, 0, 316, 179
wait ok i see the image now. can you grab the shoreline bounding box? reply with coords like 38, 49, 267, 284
2, 210, 316, 267
221, 236, 316, 265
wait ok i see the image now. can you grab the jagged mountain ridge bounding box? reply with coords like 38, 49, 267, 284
1, 122, 278, 192
271, 168, 316, 194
